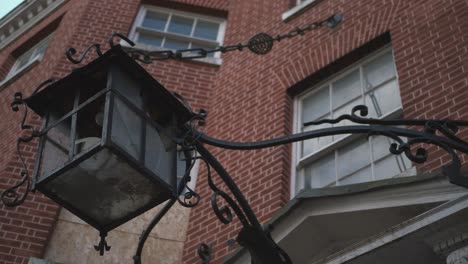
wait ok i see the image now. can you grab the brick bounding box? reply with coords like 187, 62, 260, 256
0, 0, 467, 263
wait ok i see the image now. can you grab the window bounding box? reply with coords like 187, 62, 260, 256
5, 35, 51, 80
130, 6, 226, 58
282, 0, 318, 20
293, 48, 413, 194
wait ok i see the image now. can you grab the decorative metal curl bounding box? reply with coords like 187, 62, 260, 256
304, 105, 468, 128
177, 156, 201, 208
1, 91, 43, 207
198, 243, 212, 264
196, 105, 468, 190
65, 44, 103, 64
202, 158, 249, 226
178, 186, 201, 208
109, 32, 135, 48
425, 120, 467, 145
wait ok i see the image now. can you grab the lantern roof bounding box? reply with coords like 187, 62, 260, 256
24, 45, 193, 126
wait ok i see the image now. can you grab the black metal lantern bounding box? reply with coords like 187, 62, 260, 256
24, 46, 192, 235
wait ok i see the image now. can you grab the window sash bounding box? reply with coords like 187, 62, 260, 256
131, 6, 225, 54
299, 134, 412, 190
7, 35, 50, 79
298, 48, 401, 160
294, 47, 410, 193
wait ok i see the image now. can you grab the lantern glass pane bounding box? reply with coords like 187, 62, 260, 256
111, 97, 143, 160
39, 116, 72, 179
111, 66, 143, 109
42, 149, 169, 227
145, 122, 176, 186
74, 95, 106, 155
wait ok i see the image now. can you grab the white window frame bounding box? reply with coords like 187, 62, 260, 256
282, 0, 318, 21
128, 6, 226, 62
1, 34, 51, 88
291, 47, 414, 197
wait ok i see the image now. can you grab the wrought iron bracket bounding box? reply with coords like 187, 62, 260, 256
5, 10, 468, 264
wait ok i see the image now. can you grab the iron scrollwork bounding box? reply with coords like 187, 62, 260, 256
2, 79, 55, 207
183, 104, 468, 262
5, 10, 468, 264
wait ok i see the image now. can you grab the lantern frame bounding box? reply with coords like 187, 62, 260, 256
24, 46, 193, 234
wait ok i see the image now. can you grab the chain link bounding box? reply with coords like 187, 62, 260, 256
121, 14, 342, 63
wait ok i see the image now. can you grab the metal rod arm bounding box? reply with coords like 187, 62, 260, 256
195, 142, 262, 230
196, 125, 468, 153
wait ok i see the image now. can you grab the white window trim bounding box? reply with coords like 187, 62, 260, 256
282, 0, 317, 21
0, 58, 41, 89
0, 35, 50, 89
126, 5, 226, 65
291, 47, 415, 198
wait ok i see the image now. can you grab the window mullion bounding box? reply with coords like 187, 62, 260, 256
164, 13, 172, 32
334, 150, 339, 186
298, 97, 304, 160
329, 84, 335, 142
360, 65, 366, 106
369, 137, 375, 181
191, 18, 197, 37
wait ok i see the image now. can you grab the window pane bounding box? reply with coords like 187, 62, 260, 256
302, 120, 333, 157
14, 49, 34, 70
332, 70, 361, 109
339, 166, 371, 185
371, 136, 394, 161
374, 155, 410, 180
304, 153, 336, 188
164, 37, 190, 50
301, 87, 330, 123
337, 138, 370, 179
168, 15, 194, 36
332, 98, 363, 141
143, 11, 168, 30
372, 134, 412, 180
32, 40, 48, 59
138, 33, 163, 47
364, 51, 396, 89
194, 20, 219, 40
365, 80, 400, 118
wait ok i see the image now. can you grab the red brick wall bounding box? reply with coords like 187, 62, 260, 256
1, 0, 467, 263
182, 0, 468, 263
0, 0, 222, 263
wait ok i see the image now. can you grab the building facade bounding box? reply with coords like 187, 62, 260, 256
1, 0, 468, 263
